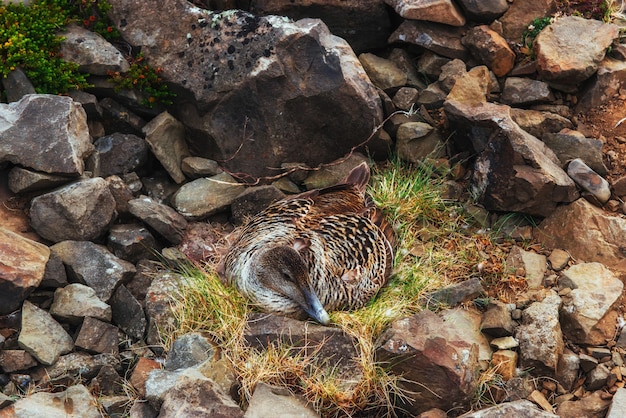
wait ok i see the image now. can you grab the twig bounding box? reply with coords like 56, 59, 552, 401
219, 107, 419, 185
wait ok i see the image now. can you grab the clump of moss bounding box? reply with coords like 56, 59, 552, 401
0, 0, 90, 94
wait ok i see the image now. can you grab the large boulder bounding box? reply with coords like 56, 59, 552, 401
0, 94, 93, 175
106, 0, 384, 179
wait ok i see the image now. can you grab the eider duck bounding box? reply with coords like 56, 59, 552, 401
219, 162, 394, 324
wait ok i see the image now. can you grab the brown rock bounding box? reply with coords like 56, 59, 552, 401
462, 25, 515, 77
384, 0, 466, 26
0, 350, 37, 373
0, 228, 50, 315
376, 310, 479, 415
130, 357, 162, 398
498, 0, 557, 42
75, 317, 119, 355
389, 20, 468, 60
556, 390, 611, 418
491, 350, 518, 381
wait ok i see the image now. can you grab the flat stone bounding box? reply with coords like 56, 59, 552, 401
396, 122, 444, 164
165, 333, 216, 371
457, 398, 558, 417
245, 382, 318, 418
547, 248, 570, 271
543, 130, 607, 176
128, 195, 188, 244
491, 350, 517, 381
481, 300, 516, 337
44, 352, 121, 383
49, 283, 112, 325
567, 158, 611, 204
17, 301, 74, 366
75, 317, 119, 355
358, 52, 407, 91
607, 387, 626, 418
10, 384, 101, 418
60, 23, 129, 75
171, 172, 245, 220
51, 240, 136, 303
88, 132, 149, 178
556, 390, 611, 417
0, 350, 37, 373
425, 276, 484, 307
7, 166, 72, 194
389, 20, 468, 60
384, 0, 466, 26
107, 223, 158, 263
181, 156, 223, 179
462, 25, 515, 77
500, 77, 554, 106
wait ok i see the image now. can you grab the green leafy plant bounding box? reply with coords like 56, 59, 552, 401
63, 0, 121, 41
107, 53, 176, 107
0, 0, 90, 94
521, 16, 553, 56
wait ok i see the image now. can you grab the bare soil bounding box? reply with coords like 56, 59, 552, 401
576, 94, 626, 185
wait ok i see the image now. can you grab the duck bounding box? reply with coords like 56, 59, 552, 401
218, 162, 394, 325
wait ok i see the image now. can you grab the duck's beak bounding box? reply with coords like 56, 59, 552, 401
303, 287, 331, 325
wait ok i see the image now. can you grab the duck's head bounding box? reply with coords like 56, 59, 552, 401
253, 246, 330, 325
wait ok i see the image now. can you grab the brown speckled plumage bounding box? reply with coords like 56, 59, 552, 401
220, 162, 394, 324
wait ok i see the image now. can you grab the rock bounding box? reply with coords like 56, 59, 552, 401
490, 336, 518, 350
542, 130, 607, 175
43, 352, 121, 383
547, 249, 569, 271
586, 363, 610, 391
165, 333, 216, 371
528, 389, 554, 413
458, 399, 559, 417
128, 195, 188, 244
537, 199, 626, 273
75, 317, 119, 355
60, 24, 129, 75
142, 111, 190, 184
88, 133, 149, 178
491, 350, 517, 381
302, 154, 369, 190
9, 384, 101, 418
535, 16, 620, 85
29, 178, 118, 243
107, 2, 383, 179
566, 159, 611, 204
607, 387, 626, 418
0, 350, 37, 373
376, 310, 479, 415
577, 57, 626, 113
244, 313, 359, 374
0, 94, 93, 175
107, 223, 158, 263
384, 0, 466, 26
245, 382, 319, 418
426, 276, 484, 307
417, 51, 452, 79
480, 300, 516, 337
144, 272, 187, 348
51, 241, 136, 302
500, 78, 554, 106
17, 301, 74, 366
7, 167, 72, 194
181, 156, 223, 179
49, 283, 112, 325
156, 370, 244, 417
109, 285, 147, 341
498, 0, 557, 42
515, 291, 563, 376
559, 262, 623, 345
556, 390, 611, 418
0, 228, 50, 315
250, 0, 391, 54
89, 364, 124, 396
441, 308, 492, 366
509, 108, 573, 140
229, 185, 286, 225
2, 67, 36, 103
392, 86, 420, 110
556, 349, 580, 392
389, 20, 468, 60
438, 58, 468, 93
358, 52, 407, 91
106, 175, 136, 214
456, 0, 509, 22
130, 357, 162, 399
506, 246, 547, 289
98, 96, 147, 135
462, 25, 515, 77
396, 122, 444, 163
444, 97, 578, 217
171, 172, 245, 220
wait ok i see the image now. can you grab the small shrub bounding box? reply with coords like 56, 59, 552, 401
521, 16, 553, 56
0, 0, 90, 94
107, 53, 176, 107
